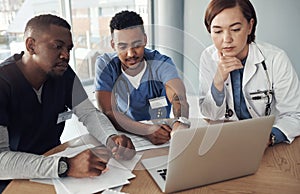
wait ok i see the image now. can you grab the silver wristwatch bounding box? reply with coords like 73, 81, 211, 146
58, 157, 69, 177
171, 117, 191, 128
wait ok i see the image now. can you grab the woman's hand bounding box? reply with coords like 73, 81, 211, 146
213, 51, 243, 91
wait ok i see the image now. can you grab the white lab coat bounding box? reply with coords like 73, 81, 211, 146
199, 42, 300, 143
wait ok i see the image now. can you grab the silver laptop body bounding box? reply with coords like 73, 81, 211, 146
142, 116, 275, 193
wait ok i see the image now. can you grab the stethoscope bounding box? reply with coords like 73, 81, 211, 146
225, 49, 274, 118
113, 60, 150, 114
113, 76, 130, 114
113, 61, 166, 118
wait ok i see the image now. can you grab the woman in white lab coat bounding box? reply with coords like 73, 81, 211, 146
199, 0, 300, 145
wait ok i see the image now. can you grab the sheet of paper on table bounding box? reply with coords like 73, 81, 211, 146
121, 118, 209, 152
31, 144, 142, 194
119, 131, 170, 152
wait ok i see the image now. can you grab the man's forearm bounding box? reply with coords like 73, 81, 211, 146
165, 78, 189, 118
0, 151, 60, 179
73, 99, 118, 145
104, 110, 154, 136
171, 93, 189, 118
0, 126, 60, 179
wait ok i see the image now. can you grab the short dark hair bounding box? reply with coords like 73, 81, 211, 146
204, 0, 257, 43
109, 10, 144, 34
24, 14, 71, 38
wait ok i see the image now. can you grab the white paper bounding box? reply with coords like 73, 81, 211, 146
31, 145, 142, 194
102, 189, 128, 194
119, 131, 169, 152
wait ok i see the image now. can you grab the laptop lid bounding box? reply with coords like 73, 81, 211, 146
142, 115, 275, 193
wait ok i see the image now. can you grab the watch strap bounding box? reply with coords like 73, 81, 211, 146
170, 117, 191, 128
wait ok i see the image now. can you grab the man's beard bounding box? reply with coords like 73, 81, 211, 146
47, 70, 65, 78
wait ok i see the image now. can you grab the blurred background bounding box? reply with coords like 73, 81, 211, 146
1, 0, 299, 141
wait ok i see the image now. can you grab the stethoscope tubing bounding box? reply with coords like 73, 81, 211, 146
225, 47, 273, 118
113, 60, 154, 115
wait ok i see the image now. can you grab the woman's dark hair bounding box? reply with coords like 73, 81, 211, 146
204, 0, 257, 43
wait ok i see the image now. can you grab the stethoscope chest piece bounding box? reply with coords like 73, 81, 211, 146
225, 108, 234, 118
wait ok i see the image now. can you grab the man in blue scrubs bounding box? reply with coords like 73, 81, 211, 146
95, 11, 190, 145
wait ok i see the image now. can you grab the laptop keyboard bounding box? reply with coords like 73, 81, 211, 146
157, 168, 167, 180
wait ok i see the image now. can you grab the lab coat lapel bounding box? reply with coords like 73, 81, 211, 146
242, 43, 265, 118
242, 43, 264, 87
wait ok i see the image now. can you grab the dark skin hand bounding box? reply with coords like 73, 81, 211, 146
96, 78, 189, 146
66, 146, 111, 178
66, 134, 136, 178
106, 134, 136, 160
144, 124, 172, 145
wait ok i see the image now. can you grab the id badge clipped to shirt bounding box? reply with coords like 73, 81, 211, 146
149, 96, 168, 119
57, 110, 73, 124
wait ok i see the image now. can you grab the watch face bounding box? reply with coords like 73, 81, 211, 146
59, 160, 68, 174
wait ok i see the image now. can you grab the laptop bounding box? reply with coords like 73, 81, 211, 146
141, 115, 275, 193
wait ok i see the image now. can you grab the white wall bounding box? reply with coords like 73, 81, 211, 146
252, 0, 300, 75
153, 0, 184, 74
183, 0, 210, 95
184, 0, 300, 94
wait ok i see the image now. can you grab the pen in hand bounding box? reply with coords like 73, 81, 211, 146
107, 134, 136, 160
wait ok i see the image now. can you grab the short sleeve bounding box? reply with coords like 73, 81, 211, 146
148, 50, 180, 84
94, 53, 118, 92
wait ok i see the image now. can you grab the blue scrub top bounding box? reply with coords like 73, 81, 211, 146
95, 48, 180, 121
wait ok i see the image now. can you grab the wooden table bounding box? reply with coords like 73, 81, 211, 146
3, 135, 300, 194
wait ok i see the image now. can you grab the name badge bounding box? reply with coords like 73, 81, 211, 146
57, 111, 73, 124
149, 96, 168, 109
